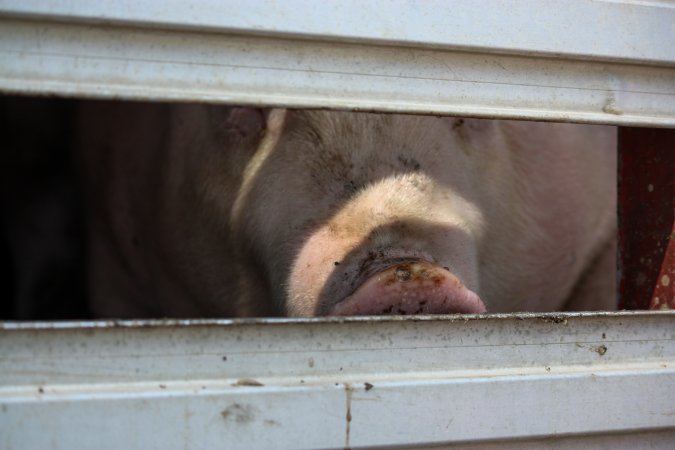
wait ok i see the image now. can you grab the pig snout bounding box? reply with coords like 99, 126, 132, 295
287, 208, 485, 317
328, 260, 486, 315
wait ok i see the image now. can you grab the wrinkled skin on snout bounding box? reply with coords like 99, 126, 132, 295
80, 104, 617, 318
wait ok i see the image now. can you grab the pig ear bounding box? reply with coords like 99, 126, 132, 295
224, 107, 287, 138
224, 107, 267, 138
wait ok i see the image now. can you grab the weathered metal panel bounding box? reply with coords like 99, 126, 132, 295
1, 0, 674, 65
1, 312, 674, 449
618, 127, 675, 310
1, 1, 675, 125
0, 2, 673, 449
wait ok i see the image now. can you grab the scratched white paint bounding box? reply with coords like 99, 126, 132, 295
1, 312, 674, 449
0, 1, 675, 125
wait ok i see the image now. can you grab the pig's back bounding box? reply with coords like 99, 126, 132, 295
477, 120, 616, 311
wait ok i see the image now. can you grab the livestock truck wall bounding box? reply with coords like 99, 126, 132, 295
1, 1, 673, 448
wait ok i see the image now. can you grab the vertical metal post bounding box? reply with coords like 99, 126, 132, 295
618, 127, 674, 309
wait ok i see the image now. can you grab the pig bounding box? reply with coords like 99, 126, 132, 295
78, 102, 617, 318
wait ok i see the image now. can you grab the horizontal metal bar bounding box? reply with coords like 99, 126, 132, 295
1, 14, 675, 125
2, 312, 674, 449
1, 0, 674, 65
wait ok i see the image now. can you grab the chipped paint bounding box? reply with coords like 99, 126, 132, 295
602, 93, 623, 115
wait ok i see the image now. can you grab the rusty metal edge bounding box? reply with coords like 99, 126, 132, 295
1, 310, 673, 331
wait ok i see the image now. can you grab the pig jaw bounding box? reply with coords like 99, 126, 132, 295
327, 260, 486, 315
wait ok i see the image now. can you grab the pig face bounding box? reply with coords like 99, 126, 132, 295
231, 110, 501, 316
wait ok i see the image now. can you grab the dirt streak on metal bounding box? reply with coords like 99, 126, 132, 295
345, 382, 353, 450
1, 311, 661, 332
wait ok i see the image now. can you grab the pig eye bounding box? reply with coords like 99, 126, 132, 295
397, 155, 422, 171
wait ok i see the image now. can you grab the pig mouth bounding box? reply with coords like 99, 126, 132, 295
322, 253, 486, 316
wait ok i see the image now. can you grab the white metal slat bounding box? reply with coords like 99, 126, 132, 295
1, 313, 674, 449
2, 0, 674, 64
0, 0, 674, 125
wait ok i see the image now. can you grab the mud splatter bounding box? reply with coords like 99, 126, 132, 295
232, 379, 264, 387
221, 403, 259, 424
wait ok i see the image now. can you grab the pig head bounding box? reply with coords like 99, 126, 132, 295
79, 103, 617, 318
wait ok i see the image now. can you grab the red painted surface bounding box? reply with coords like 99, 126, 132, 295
618, 127, 674, 310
